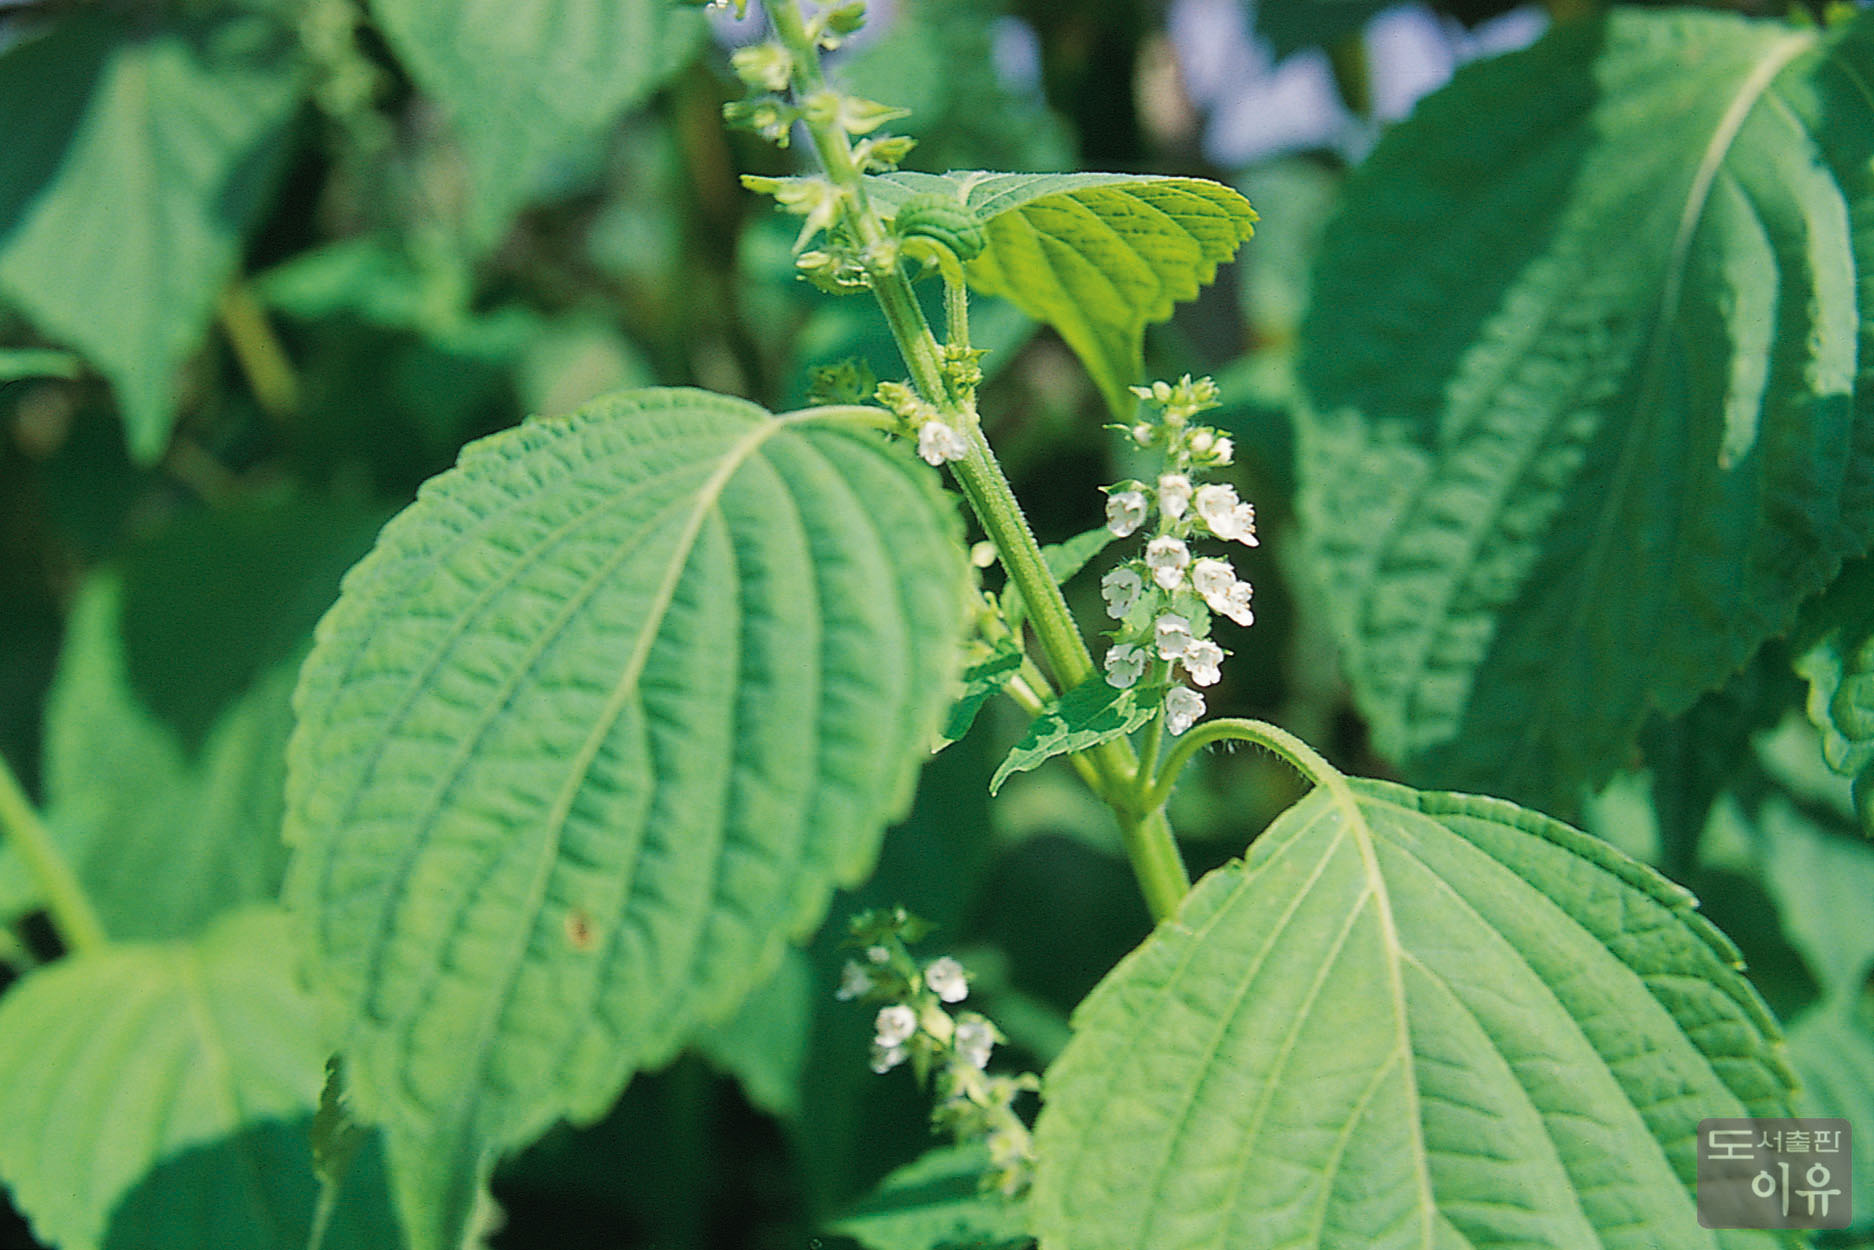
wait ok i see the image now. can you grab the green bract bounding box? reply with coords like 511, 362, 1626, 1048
1034, 778, 1794, 1250
1298, 9, 1874, 813
284, 387, 969, 1250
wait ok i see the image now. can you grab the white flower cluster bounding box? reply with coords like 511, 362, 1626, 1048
835, 907, 1039, 1195
1098, 376, 1256, 736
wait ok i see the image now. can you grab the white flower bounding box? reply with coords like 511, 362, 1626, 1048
1187, 428, 1233, 466
1104, 642, 1146, 689
1191, 557, 1233, 603
866, 944, 891, 964
1193, 483, 1245, 540
1144, 536, 1189, 590
924, 956, 969, 1004
1182, 639, 1224, 686
954, 1015, 996, 1069
1154, 613, 1194, 660
1164, 686, 1205, 735
1156, 473, 1192, 521
836, 961, 873, 1001
1106, 489, 1148, 537
917, 420, 969, 465
1101, 565, 1143, 619
1217, 579, 1255, 627
871, 1042, 908, 1074
875, 1003, 917, 1049
1229, 502, 1258, 546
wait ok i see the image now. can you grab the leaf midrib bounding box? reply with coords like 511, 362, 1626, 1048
1512, 26, 1814, 785
438, 414, 793, 1151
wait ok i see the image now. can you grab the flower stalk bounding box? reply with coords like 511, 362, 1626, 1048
751, 0, 1195, 920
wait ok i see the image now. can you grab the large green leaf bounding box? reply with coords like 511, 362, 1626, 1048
284, 387, 968, 1250
0, 575, 298, 939
367, 0, 705, 240
0, 11, 305, 462
1034, 778, 1793, 1250
867, 172, 1256, 418
0, 908, 401, 1250
1296, 10, 1874, 813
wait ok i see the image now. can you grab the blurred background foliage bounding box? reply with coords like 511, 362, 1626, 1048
1, 0, 1870, 1247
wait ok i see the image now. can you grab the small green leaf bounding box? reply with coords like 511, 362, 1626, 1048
1035, 778, 1793, 1250
314, 1058, 369, 1189
943, 636, 1026, 745
1042, 525, 1117, 586
285, 388, 968, 1250
1793, 555, 1874, 832
829, 1142, 1031, 1250
867, 172, 1256, 418
990, 676, 1159, 795
0, 908, 402, 1250
1297, 9, 1874, 813
0, 11, 305, 462
368, 0, 705, 240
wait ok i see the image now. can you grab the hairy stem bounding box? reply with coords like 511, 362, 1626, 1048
764, 0, 1190, 918
0, 751, 109, 954
1146, 717, 1353, 814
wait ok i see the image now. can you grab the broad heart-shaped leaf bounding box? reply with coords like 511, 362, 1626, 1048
866, 172, 1256, 418
0, 574, 299, 939
1034, 778, 1795, 1250
1296, 9, 1874, 815
284, 387, 968, 1250
0, 907, 402, 1250
0, 11, 304, 463
368, 0, 704, 240
990, 675, 1162, 795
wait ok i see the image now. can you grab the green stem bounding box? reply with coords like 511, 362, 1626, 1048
764, 0, 1191, 919
218, 280, 300, 423
0, 751, 109, 954
1145, 717, 1352, 813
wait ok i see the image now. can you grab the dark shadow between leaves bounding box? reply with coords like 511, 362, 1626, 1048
103, 1115, 402, 1250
